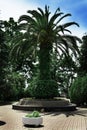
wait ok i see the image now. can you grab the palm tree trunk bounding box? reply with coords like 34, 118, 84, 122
30, 42, 58, 99
39, 42, 52, 80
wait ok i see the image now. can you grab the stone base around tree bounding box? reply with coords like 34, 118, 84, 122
12, 98, 76, 111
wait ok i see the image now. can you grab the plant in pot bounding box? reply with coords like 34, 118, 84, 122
22, 111, 43, 126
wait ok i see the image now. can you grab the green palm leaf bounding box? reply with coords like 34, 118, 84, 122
56, 13, 71, 24
27, 10, 42, 19
49, 12, 63, 26
18, 15, 35, 24
62, 22, 79, 28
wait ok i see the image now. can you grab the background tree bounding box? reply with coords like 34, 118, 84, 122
51, 53, 78, 97
69, 35, 87, 105
10, 6, 81, 99
0, 24, 9, 100
0, 18, 26, 101
78, 35, 87, 76
3, 17, 36, 79
2, 17, 22, 71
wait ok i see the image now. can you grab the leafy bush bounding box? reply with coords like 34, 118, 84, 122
24, 87, 31, 98
29, 78, 58, 99
69, 76, 87, 105
1, 83, 18, 101
0, 72, 26, 101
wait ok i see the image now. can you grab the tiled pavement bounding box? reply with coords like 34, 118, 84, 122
0, 104, 87, 130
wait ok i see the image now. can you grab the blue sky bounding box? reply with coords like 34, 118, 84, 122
0, 0, 87, 38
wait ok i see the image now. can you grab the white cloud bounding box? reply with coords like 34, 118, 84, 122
0, 0, 39, 20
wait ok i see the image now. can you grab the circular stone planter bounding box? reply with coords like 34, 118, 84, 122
12, 98, 76, 111
22, 116, 43, 126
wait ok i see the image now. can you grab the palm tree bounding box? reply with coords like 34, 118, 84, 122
11, 6, 81, 98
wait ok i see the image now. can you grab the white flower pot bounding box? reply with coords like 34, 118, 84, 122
22, 116, 43, 126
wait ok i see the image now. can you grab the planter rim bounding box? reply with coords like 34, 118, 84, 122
22, 116, 42, 118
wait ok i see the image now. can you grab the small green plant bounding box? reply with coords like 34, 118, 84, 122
25, 111, 41, 118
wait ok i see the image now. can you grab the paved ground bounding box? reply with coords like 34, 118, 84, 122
0, 104, 87, 130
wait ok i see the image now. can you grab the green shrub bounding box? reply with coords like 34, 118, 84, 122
69, 76, 87, 105
0, 83, 18, 101
29, 78, 58, 99
24, 87, 31, 98
0, 72, 25, 101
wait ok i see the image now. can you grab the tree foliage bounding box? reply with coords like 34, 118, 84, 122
0, 18, 26, 101
79, 35, 87, 76
69, 75, 87, 105
0, 25, 9, 100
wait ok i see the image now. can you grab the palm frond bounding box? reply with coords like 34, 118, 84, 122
63, 28, 72, 34
54, 7, 60, 14
18, 15, 35, 24
27, 10, 42, 19
18, 23, 28, 30
57, 44, 69, 57
38, 7, 44, 16
56, 13, 71, 24
62, 35, 81, 56
62, 22, 79, 28
45, 5, 50, 17
49, 13, 63, 26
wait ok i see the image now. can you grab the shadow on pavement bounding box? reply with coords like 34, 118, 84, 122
24, 124, 44, 128
0, 121, 6, 126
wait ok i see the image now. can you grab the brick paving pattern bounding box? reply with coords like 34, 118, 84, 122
0, 104, 87, 130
